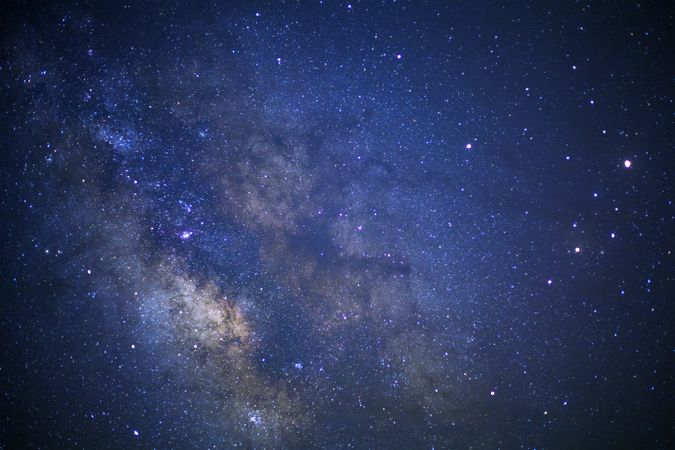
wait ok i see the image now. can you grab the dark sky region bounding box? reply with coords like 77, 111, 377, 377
1, 1, 673, 448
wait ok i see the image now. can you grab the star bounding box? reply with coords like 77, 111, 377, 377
2, 1, 669, 448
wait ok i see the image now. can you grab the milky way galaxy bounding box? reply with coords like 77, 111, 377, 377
1, 1, 673, 448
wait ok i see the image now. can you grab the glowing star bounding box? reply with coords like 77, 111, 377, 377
133, 430, 139, 436
574, 247, 581, 253
180, 231, 193, 240
547, 279, 553, 285
610, 232, 616, 239
490, 391, 495, 396
396, 53, 402, 60
248, 412, 262, 425
465, 143, 472, 150
624, 159, 632, 168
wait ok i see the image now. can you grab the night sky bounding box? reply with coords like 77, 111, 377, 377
1, 1, 673, 448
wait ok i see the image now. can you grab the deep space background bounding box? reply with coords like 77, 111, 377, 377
1, 1, 673, 448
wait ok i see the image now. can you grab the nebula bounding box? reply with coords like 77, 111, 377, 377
1, 2, 672, 448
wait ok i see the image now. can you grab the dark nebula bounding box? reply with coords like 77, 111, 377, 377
1, 1, 673, 448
